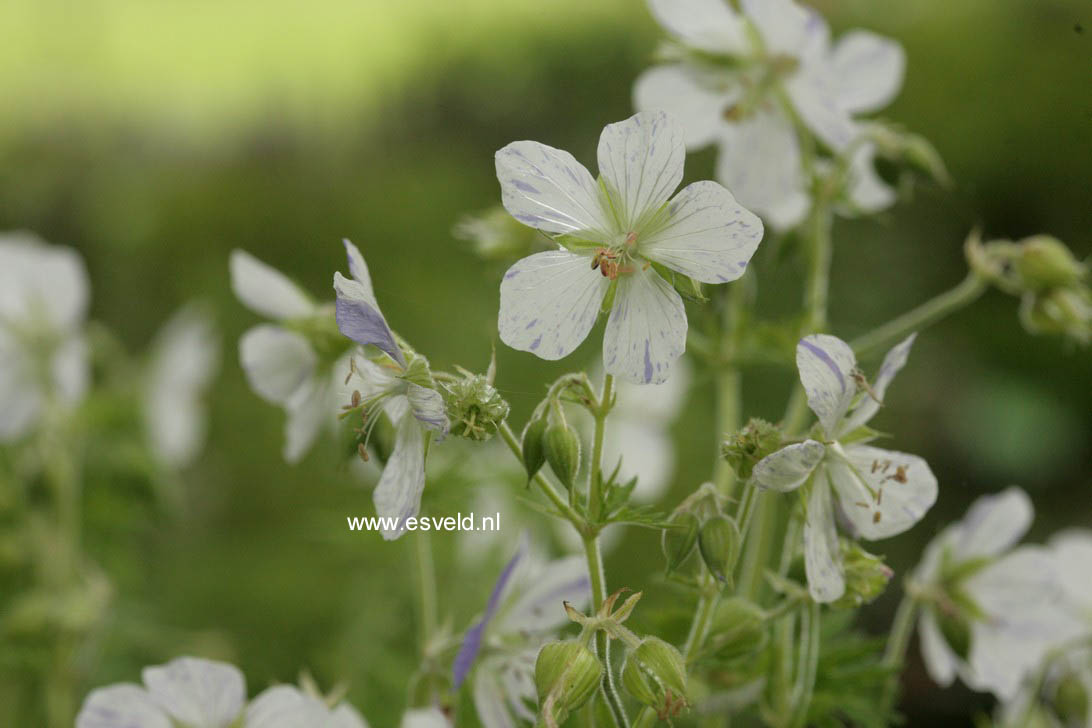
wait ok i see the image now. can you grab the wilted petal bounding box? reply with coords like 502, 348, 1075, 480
919, 609, 959, 688
803, 477, 845, 603
334, 272, 405, 367
752, 441, 826, 492
373, 402, 426, 540
647, 0, 748, 54
633, 65, 736, 149
142, 656, 245, 728
796, 334, 857, 436
230, 250, 314, 321
406, 383, 449, 435
830, 444, 937, 540
597, 111, 685, 230
951, 487, 1034, 561
741, 0, 828, 58
641, 180, 763, 284
502, 555, 590, 633
341, 239, 377, 302
603, 265, 687, 384
831, 31, 905, 114
453, 545, 525, 688
239, 325, 316, 405
716, 110, 809, 231
76, 685, 171, 728
495, 142, 609, 237
839, 332, 915, 435
498, 250, 608, 361
401, 708, 450, 728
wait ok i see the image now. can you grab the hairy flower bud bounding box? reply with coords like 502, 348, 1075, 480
832, 541, 893, 608
535, 641, 602, 726
443, 374, 509, 441
543, 421, 581, 490
521, 414, 548, 481
621, 637, 689, 719
705, 597, 767, 663
1015, 236, 1088, 292
722, 418, 783, 481
1020, 287, 1092, 345
698, 515, 741, 584
661, 511, 700, 574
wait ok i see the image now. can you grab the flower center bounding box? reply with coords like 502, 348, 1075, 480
591, 234, 640, 280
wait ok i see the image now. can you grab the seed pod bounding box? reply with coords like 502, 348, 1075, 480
543, 421, 581, 490
621, 637, 689, 719
1016, 235, 1087, 292
661, 512, 700, 574
698, 515, 741, 585
521, 414, 548, 481
706, 597, 767, 663
535, 641, 602, 726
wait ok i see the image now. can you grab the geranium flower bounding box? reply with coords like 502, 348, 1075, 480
910, 488, 1073, 700
335, 240, 449, 540
635, 0, 904, 229
0, 232, 90, 441
495, 110, 763, 384
752, 333, 937, 603
401, 708, 450, 728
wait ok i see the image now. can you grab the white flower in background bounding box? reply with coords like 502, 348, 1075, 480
635, 0, 904, 229
452, 543, 591, 728
496, 110, 763, 384
231, 249, 349, 463
0, 232, 90, 441
335, 240, 449, 540
752, 333, 937, 603
1050, 529, 1092, 631
76, 656, 369, 728
996, 644, 1092, 728
144, 306, 219, 468
401, 707, 450, 728
910, 488, 1072, 701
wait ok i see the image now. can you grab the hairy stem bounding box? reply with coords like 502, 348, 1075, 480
498, 421, 583, 528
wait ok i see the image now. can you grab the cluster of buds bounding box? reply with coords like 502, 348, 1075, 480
521, 396, 582, 490
968, 233, 1091, 345
440, 360, 509, 442
662, 483, 742, 586
833, 541, 893, 609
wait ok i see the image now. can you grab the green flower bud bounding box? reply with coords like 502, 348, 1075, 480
1052, 674, 1089, 726
935, 607, 972, 661
543, 421, 581, 491
621, 637, 689, 719
722, 418, 783, 481
1020, 287, 1092, 345
443, 374, 509, 442
521, 415, 548, 481
535, 641, 602, 726
1016, 236, 1087, 292
705, 597, 767, 663
661, 512, 700, 574
832, 541, 893, 609
698, 515, 740, 585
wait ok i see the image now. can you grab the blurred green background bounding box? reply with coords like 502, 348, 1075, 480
1, 0, 1089, 724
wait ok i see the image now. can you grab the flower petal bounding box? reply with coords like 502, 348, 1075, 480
76, 685, 171, 728
142, 657, 245, 728
0, 331, 42, 441
647, 0, 748, 54
498, 250, 608, 361
472, 667, 518, 728
52, 335, 90, 406
839, 332, 915, 435
334, 271, 405, 368
1050, 529, 1092, 610
597, 111, 685, 230
919, 609, 959, 688
0, 232, 90, 332
831, 31, 905, 114
495, 141, 609, 237
803, 477, 845, 603
752, 440, 826, 492
633, 65, 736, 149
844, 142, 896, 215
341, 239, 376, 298
786, 69, 859, 151
453, 544, 525, 688
401, 708, 450, 728
715, 110, 809, 231
951, 487, 1034, 561
246, 685, 337, 728
373, 401, 426, 541
641, 180, 763, 283
796, 334, 857, 436
331, 704, 371, 728
502, 555, 590, 633
830, 444, 937, 540
406, 383, 449, 435
230, 250, 314, 320
603, 265, 687, 384
741, 0, 828, 58
239, 325, 316, 405
283, 375, 332, 464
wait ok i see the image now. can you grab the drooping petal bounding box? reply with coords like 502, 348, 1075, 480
495, 141, 610, 237
239, 325, 316, 405
401, 708, 450, 728
597, 111, 685, 231
603, 265, 687, 384
830, 31, 905, 114
843, 142, 896, 215
341, 239, 377, 300
752, 440, 826, 492
334, 272, 405, 368
406, 383, 449, 435
502, 555, 590, 633
803, 477, 845, 603
839, 332, 915, 435
830, 444, 937, 540
647, 0, 749, 55
741, 0, 828, 59
76, 685, 171, 728
230, 250, 314, 321
282, 375, 332, 464
142, 657, 246, 728
498, 250, 608, 361
715, 110, 810, 231
633, 65, 736, 149
796, 334, 857, 437
919, 609, 959, 688
372, 401, 426, 541
951, 487, 1034, 561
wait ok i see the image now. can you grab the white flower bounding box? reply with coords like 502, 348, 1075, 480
910, 488, 1072, 700
76, 657, 369, 728
495, 111, 763, 384
635, 0, 904, 229
335, 240, 449, 540
452, 543, 591, 728
752, 333, 937, 603
231, 249, 348, 463
144, 306, 219, 468
0, 232, 90, 441
1050, 529, 1092, 631
401, 707, 450, 728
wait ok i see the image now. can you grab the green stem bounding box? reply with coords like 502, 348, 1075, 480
851, 272, 988, 359
498, 421, 583, 528
880, 595, 920, 712
415, 530, 438, 654
787, 601, 821, 728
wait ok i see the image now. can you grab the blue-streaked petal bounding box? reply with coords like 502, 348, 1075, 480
831, 31, 905, 114
796, 334, 857, 436
803, 476, 844, 603
342, 239, 378, 305
76, 685, 171, 728
334, 272, 405, 367
839, 332, 915, 435
453, 544, 526, 688
230, 249, 314, 321
501, 555, 590, 633
640, 180, 763, 284
495, 141, 609, 237
406, 383, 449, 435
752, 440, 825, 492
830, 444, 937, 540
597, 111, 685, 231
603, 265, 687, 385
372, 402, 426, 541
142, 657, 245, 728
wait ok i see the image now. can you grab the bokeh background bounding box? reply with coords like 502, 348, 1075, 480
1, 0, 1089, 724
